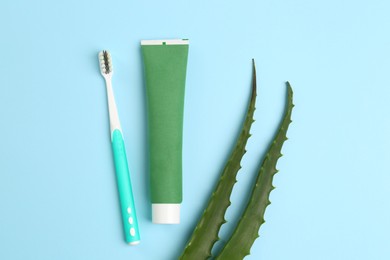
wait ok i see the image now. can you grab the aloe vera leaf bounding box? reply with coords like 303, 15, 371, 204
215, 82, 294, 260
180, 61, 257, 260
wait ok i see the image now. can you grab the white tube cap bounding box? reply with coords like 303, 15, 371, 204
152, 204, 180, 224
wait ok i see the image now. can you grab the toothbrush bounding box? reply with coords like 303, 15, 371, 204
98, 50, 140, 245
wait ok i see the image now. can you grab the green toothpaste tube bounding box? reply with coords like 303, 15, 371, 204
141, 39, 189, 224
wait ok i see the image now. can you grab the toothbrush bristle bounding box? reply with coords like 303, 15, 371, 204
99, 50, 113, 74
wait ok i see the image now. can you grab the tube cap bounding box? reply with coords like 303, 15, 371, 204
152, 204, 180, 224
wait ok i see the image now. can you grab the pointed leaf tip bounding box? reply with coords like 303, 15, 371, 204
251, 60, 257, 99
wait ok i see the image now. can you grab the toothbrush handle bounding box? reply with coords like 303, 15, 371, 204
111, 129, 140, 245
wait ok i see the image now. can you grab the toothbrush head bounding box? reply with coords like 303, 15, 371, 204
98, 50, 113, 77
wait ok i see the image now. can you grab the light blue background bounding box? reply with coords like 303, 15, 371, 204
1, 0, 389, 259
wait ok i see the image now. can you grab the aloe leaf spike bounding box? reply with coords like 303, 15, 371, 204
179, 61, 258, 260
215, 82, 294, 260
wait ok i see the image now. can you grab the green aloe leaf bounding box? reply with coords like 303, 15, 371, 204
215, 82, 294, 260
179, 60, 258, 260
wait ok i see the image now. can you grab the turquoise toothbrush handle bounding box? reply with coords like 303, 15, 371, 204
111, 129, 140, 245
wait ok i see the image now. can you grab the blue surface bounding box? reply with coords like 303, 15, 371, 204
1, 1, 390, 259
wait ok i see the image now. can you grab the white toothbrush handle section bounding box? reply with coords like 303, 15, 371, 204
105, 78, 121, 133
